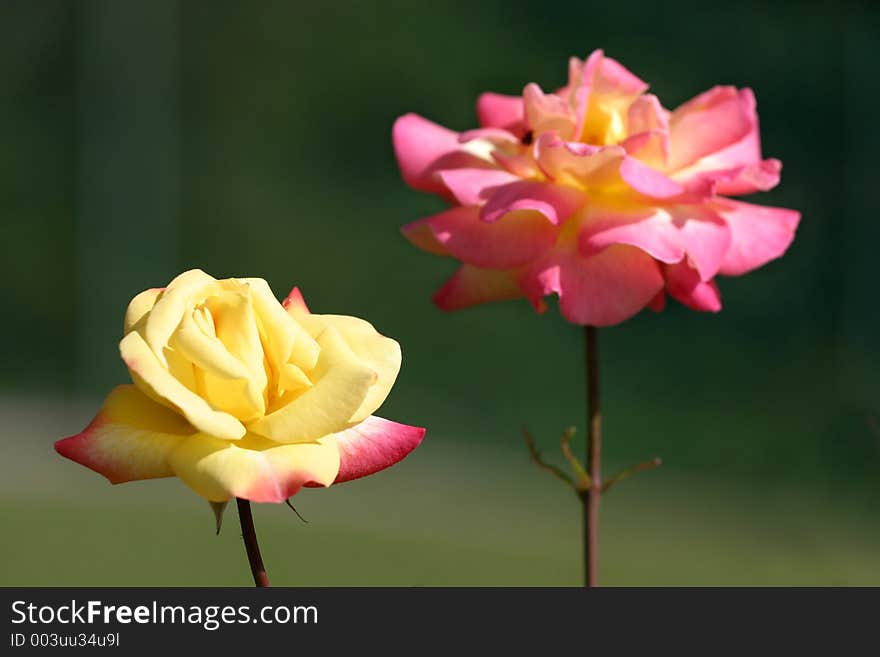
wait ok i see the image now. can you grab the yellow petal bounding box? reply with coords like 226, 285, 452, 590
55, 385, 193, 484
124, 287, 163, 334
208, 290, 267, 392
279, 362, 313, 394
247, 325, 376, 443
168, 432, 340, 502
244, 277, 320, 373
144, 269, 219, 366
296, 314, 401, 423
120, 330, 246, 440
173, 311, 251, 381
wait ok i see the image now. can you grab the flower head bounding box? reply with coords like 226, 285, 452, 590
394, 49, 800, 325
56, 269, 424, 503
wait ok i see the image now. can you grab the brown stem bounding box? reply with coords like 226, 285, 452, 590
583, 326, 601, 587
236, 498, 270, 587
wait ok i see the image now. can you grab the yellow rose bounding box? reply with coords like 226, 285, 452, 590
56, 269, 424, 503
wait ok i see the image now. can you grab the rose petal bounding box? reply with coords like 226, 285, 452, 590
124, 287, 163, 334
619, 156, 684, 198
715, 200, 800, 276
534, 134, 624, 188
433, 264, 523, 311
480, 180, 587, 225
392, 113, 491, 195
55, 385, 192, 484
143, 269, 219, 367
577, 206, 685, 263
168, 433, 340, 503
672, 206, 732, 281
476, 92, 525, 133
591, 50, 649, 97
120, 330, 246, 440
290, 314, 401, 424
437, 168, 521, 206
281, 286, 310, 314
523, 83, 577, 140
198, 290, 268, 421
665, 261, 722, 312
648, 290, 666, 312
247, 325, 376, 444
246, 277, 319, 372
668, 86, 754, 171
522, 244, 663, 326
330, 416, 425, 484
401, 219, 451, 256
423, 206, 558, 269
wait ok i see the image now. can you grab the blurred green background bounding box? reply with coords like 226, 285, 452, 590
2, 0, 879, 586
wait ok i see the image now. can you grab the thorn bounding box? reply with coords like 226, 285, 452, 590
285, 498, 309, 523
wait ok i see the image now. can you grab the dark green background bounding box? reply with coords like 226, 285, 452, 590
1, 1, 878, 585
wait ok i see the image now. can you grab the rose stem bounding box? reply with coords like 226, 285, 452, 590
583, 326, 602, 587
236, 498, 270, 587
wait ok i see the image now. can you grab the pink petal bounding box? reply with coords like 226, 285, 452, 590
436, 168, 520, 206
281, 286, 310, 313
648, 290, 666, 312
522, 244, 664, 326
332, 416, 426, 484
592, 52, 649, 96
458, 127, 519, 145
476, 92, 525, 133
712, 159, 781, 196
668, 86, 753, 171
619, 156, 684, 198
623, 94, 670, 166
400, 219, 450, 256
628, 94, 670, 134
702, 88, 762, 168
535, 134, 684, 200
715, 200, 800, 276
433, 264, 523, 311
672, 89, 781, 195
55, 385, 190, 485
425, 206, 557, 269
665, 261, 722, 312
534, 133, 624, 188
620, 130, 668, 169
677, 159, 782, 197
480, 180, 587, 225
673, 206, 732, 281
492, 149, 542, 179
392, 113, 490, 195
578, 206, 685, 263
523, 83, 577, 140
566, 50, 648, 139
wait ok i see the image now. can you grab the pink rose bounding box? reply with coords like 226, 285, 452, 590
394, 49, 800, 325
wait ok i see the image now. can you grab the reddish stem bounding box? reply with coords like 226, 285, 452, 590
583, 326, 602, 587
236, 498, 270, 587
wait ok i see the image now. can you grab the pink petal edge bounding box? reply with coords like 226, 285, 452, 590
331, 416, 426, 484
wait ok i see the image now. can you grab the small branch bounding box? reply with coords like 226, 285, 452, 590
601, 457, 663, 494
559, 426, 591, 491
524, 426, 575, 490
